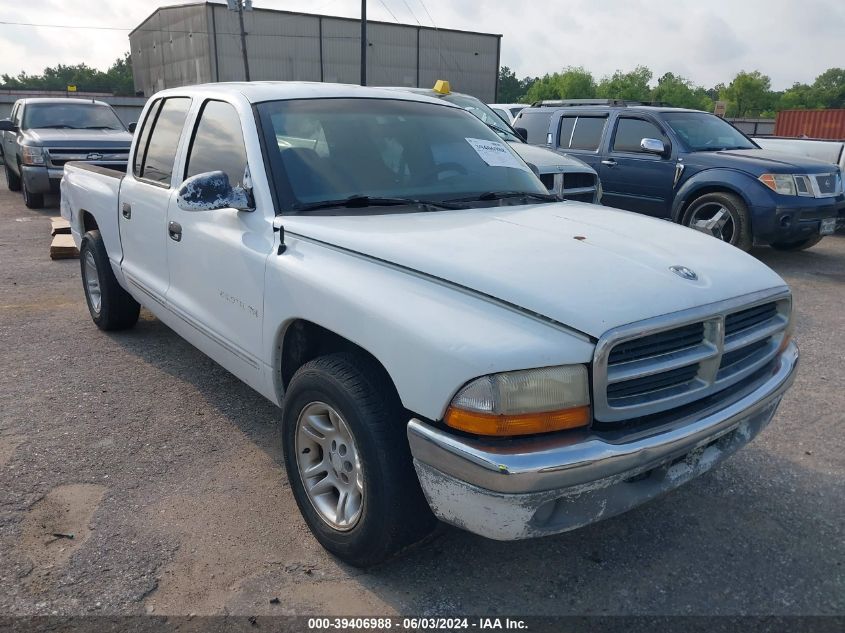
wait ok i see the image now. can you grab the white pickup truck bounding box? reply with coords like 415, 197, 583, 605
62, 82, 798, 567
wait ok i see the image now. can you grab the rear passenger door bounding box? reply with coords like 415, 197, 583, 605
119, 96, 192, 304
599, 115, 676, 217
165, 98, 272, 364
552, 113, 608, 173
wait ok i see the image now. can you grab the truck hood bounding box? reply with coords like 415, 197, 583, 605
691, 148, 838, 175
23, 128, 133, 147
283, 203, 786, 338
509, 143, 596, 174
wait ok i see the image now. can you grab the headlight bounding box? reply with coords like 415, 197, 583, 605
21, 146, 45, 166
444, 365, 591, 437
758, 173, 813, 197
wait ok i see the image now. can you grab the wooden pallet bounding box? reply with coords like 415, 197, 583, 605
51, 217, 71, 236
50, 234, 79, 260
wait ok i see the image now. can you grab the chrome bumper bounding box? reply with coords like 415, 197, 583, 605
408, 342, 798, 540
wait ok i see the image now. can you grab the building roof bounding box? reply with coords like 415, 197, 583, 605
130, 1, 501, 39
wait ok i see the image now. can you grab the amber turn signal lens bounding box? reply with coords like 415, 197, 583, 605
444, 405, 591, 437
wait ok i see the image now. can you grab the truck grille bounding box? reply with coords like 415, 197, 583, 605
46, 148, 130, 169
593, 291, 791, 423
563, 172, 596, 190
812, 172, 841, 198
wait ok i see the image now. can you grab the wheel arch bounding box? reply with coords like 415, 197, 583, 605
275, 319, 404, 414
672, 170, 758, 224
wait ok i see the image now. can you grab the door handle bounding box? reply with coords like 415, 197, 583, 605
168, 221, 182, 242
601, 159, 617, 166
122, 202, 132, 219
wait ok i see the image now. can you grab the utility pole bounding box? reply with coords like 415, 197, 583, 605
360, 0, 367, 86
228, 0, 252, 81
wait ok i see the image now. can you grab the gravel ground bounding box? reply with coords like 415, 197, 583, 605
0, 177, 843, 617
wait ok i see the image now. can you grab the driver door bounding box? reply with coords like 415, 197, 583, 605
599, 116, 676, 217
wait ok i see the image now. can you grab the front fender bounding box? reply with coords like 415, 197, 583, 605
671, 168, 769, 222
263, 237, 596, 422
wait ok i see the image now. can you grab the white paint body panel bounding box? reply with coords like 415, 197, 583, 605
61, 81, 787, 423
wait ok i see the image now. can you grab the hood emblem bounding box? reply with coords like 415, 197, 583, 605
670, 265, 698, 281
87, 152, 103, 161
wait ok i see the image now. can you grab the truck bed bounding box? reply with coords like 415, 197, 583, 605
60, 161, 126, 277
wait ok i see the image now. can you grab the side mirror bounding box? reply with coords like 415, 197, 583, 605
640, 138, 667, 156
176, 171, 254, 212
0, 119, 16, 132
514, 127, 529, 142
128, 122, 137, 133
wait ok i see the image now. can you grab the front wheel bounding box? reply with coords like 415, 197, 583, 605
681, 192, 752, 251
79, 230, 140, 330
4, 163, 21, 191
22, 177, 44, 209
283, 353, 435, 567
770, 235, 823, 251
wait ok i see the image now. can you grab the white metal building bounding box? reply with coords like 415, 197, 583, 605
129, 2, 502, 101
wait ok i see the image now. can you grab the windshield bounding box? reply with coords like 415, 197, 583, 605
440, 94, 522, 142
662, 112, 756, 152
257, 98, 547, 213
22, 103, 125, 130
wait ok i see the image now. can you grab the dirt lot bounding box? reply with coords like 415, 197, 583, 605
0, 177, 843, 617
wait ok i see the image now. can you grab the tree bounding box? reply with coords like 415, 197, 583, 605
811, 67, 845, 109
0, 53, 134, 96
522, 67, 596, 104
497, 66, 522, 102
596, 66, 652, 101
720, 71, 773, 117
651, 72, 713, 110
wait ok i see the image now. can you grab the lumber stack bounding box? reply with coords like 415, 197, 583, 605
49, 217, 78, 260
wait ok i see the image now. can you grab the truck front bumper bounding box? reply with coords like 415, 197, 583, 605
408, 342, 798, 541
752, 196, 845, 244
21, 165, 62, 194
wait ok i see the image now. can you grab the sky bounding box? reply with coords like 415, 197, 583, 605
1, 0, 843, 90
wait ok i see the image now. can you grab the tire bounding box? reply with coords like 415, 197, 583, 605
770, 235, 824, 251
681, 192, 752, 252
282, 353, 436, 567
21, 173, 44, 209
4, 162, 21, 191
79, 230, 140, 330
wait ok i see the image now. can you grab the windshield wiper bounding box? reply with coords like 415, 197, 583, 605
39, 125, 78, 129
83, 126, 119, 130
448, 191, 559, 204
481, 120, 518, 139
291, 195, 467, 214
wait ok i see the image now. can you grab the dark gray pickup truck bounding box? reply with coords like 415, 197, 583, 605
0, 98, 133, 208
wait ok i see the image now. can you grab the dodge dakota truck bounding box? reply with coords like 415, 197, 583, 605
514, 101, 843, 251
61, 82, 798, 567
0, 98, 133, 209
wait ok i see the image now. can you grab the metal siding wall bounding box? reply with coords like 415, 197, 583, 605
130, 5, 210, 96
320, 19, 361, 85
365, 23, 418, 87
129, 6, 499, 99
211, 6, 322, 82
418, 30, 498, 102
775, 109, 845, 140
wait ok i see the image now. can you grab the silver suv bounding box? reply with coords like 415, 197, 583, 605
0, 98, 133, 208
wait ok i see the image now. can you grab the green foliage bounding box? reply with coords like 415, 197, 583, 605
497, 66, 537, 103
652, 72, 713, 110
0, 53, 134, 96
811, 67, 845, 109
596, 66, 652, 102
720, 71, 773, 117
522, 67, 596, 104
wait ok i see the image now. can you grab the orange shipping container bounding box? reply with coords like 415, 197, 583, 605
774, 109, 845, 140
